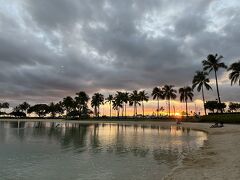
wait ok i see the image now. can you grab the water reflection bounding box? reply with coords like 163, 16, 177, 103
1, 122, 207, 159
0, 121, 207, 180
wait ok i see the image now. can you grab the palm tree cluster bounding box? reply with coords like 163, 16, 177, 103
192, 54, 239, 115
0, 53, 239, 119
110, 90, 149, 118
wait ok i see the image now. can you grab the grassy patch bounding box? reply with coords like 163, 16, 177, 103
200, 114, 240, 124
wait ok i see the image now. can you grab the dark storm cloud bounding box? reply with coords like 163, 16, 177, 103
0, 0, 240, 106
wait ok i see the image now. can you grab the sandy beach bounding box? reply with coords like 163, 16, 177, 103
1, 119, 239, 180
164, 122, 240, 180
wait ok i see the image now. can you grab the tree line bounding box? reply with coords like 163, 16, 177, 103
0, 54, 239, 119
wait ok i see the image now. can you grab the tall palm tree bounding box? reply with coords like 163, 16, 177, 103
202, 54, 227, 113
151, 87, 164, 117
114, 92, 124, 117
192, 71, 212, 115
228, 61, 240, 85
75, 91, 90, 118
105, 94, 113, 117
162, 85, 177, 116
91, 93, 104, 117
113, 93, 123, 118
122, 92, 129, 117
179, 86, 194, 116
129, 90, 141, 116
139, 90, 149, 117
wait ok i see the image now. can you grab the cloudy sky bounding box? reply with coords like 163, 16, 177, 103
0, 0, 240, 111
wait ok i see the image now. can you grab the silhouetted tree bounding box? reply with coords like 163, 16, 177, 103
0, 102, 9, 116
122, 92, 129, 117
151, 87, 164, 117
62, 96, 75, 115
105, 94, 113, 117
10, 111, 26, 118
205, 101, 226, 113
28, 104, 49, 117
91, 93, 104, 117
202, 54, 227, 113
11, 103, 28, 118
192, 71, 212, 115
139, 90, 149, 117
228, 102, 240, 112
75, 91, 90, 118
228, 60, 240, 85
162, 85, 177, 116
18, 102, 30, 114
113, 92, 124, 118
129, 90, 141, 116
112, 95, 123, 118
179, 86, 194, 116
48, 102, 64, 118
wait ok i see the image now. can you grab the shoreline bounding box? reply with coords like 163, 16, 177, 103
164, 123, 240, 180
1, 119, 239, 179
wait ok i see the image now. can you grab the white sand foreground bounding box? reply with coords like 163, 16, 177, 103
1, 119, 239, 179
164, 122, 240, 180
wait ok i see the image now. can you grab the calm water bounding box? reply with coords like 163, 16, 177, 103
0, 121, 207, 180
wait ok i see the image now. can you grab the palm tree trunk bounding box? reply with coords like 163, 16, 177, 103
214, 70, 223, 113
135, 102, 137, 116
122, 106, 124, 117
110, 102, 112, 118
98, 105, 100, 117
157, 98, 159, 117
125, 103, 127, 118
142, 101, 144, 117
133, 104, 135, 117
202, 88, 206, 115
186, 100, 188, 117
169, 99, 171, 117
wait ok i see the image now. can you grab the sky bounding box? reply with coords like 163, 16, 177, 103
0, 0, 240, 114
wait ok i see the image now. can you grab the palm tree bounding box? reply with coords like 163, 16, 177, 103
62, 96, 75, 115
91, 93, 104, 117
129, 90, 141, 116
192, 71, 212, 115
179, 86, 194, 116
228, 61, 240, 85
114, 91, 127, 117
75, 91, 90, 118
105, 95, 113, 117
122, 92, 129, 117
202, 54, 227, 113
151, 87, 164, 117
139, 90, 149, 117
113, 93, 123, 118
162, 85, 177, 116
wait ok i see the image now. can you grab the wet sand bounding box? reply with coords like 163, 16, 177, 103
164, 123, 240, 180
1, 119, 239, 179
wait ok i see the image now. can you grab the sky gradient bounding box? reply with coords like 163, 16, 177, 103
0, 0, 240, 113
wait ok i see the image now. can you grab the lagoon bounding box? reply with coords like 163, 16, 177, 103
0, 121, 207, 180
